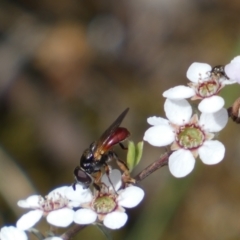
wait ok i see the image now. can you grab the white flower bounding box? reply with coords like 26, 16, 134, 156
73, 169, 144, 229
143, 99, 228, 178
16, 185, 92, 230
0, 226, 27, 240
163, 62, 236, 113
225, 56, 240, 83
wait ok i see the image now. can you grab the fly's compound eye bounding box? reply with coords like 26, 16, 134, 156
73, 167, 92, 189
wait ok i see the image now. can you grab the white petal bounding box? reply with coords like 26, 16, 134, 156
16, 210, 43, 230
230, 56, 240, 63
48, 186, 68, 198
102, 169, 122, 191
17, 195, 41, 208
169, 149, 195, 178
147, 116, 169, 126
65, 185, 93, 206
103, 212, 128, 229
0, 226, 28, 240
199, 108, 228, 132
74, 209, 97, 225
198, 96, 224, 113
199, 140, 225, 165
163, 86, 195, 99
143, 125, 175, 147
118, 186, 144, 208
164, 99, 192, 125
47, 208, 74, 227
221, 78, 236, 85
225, 61, 240, 83
186, 62, 212, 82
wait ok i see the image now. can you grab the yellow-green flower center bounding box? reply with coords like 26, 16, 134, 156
93, 196, 117, 214
177, 125, 204, 149
197, 79, 220, 97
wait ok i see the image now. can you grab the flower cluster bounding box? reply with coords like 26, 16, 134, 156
144, 56, 240, 178
0, 170, 144, 240
1, 55, 240, 240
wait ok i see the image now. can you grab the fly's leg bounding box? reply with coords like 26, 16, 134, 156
116, 158, 136, 185
119, 142, 128, 150
104, 164, 118, 194
92, 170, 102, 191
109, 151, 135, 186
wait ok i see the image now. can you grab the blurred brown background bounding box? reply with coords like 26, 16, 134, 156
0, 0, 240, 239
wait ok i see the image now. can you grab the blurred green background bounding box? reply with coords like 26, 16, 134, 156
0, 0, 240, 239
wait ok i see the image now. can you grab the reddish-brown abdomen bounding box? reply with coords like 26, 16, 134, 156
104, 127, 130, 150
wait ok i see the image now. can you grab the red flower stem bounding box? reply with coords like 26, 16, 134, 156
134, 152, 170, 183
60, 224, 86, 240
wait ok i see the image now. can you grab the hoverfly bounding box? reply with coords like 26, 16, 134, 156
210, 65, 229, 79
73, 108, 134, 191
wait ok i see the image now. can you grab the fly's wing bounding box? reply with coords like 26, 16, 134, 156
93, 108, 129, 157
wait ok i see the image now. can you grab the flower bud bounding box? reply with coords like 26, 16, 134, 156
228, 97, 240, 123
